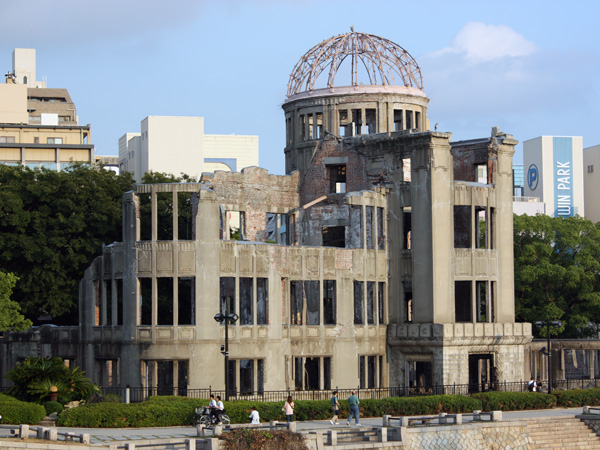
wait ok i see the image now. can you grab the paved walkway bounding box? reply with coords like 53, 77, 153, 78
0, 407, 587, 445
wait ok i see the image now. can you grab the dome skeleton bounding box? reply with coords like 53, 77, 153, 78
287, 30, 423, 97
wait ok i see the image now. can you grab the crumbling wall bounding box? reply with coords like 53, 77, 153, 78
451, 140, 497, 183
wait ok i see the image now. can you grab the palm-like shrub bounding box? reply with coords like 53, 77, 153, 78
6, 356, 98, 404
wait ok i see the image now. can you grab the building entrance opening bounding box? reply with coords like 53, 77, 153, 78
407, 360, 432, 394
468, 354, 494, 393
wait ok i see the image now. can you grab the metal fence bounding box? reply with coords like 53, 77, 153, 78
100, 377, 600, 403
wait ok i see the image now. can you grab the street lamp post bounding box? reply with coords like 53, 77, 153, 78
214, 304, 239, 402
534, 320, 562, 395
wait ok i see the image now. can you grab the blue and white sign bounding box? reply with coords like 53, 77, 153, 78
527, 164, 539, 191
553, 137, 573, 217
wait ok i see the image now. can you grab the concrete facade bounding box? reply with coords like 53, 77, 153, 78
0, 32, 531, 395
119, 116, 259, 182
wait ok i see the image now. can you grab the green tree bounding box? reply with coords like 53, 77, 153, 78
0, 164, 134, 324
6, 356, 98, 404
0, 272, 32, 331
514, 214, 600, 338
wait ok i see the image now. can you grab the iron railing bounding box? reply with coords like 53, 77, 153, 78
99, 377, 600, 403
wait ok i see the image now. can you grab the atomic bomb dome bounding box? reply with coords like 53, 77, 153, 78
283, 30, 430, 174
286, 29, 424, 98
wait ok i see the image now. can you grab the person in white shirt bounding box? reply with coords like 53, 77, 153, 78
208, 394, 218, 421
216, 396, 225, 423
249, 406, 260, 424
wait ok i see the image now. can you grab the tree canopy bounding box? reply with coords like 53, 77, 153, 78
0, 271, 32, 331
0, 164, 134, 325
514, 214, 600, 338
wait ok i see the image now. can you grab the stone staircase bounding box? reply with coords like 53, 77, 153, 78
526, 416, 600, 449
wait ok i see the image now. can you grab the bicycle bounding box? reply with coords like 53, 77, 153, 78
194, 406, 231, 426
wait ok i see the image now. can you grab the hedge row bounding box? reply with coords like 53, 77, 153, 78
0, 393, 46, 424
42, 389, 600, 428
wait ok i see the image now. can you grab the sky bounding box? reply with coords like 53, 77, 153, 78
0, 0, 598, 175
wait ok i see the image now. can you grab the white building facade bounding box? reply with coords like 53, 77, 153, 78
119, 116, 259, 182
584, 144, 600, 223
523, 136, 584, 218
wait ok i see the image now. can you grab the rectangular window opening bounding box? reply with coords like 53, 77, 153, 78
323, 357, 331, 390
157, 277, 173, 325
403, 211, 412, 249
366, 109, 377, 134
352, 109, 362, 135
455, 280, 472, 323
220, 277, 236, 317
305, 280, 320, 325
177, 192, 193, 240
240, 278, 253, 325
339, 110, 349, 137
454, 206, 471, 248
240, 359, 254, 395
415, 111, 421, 130
476, 164, 488, 183
354, 280, 364, 325
139, 193, 152, 241
291, 281, 303, 325
405, 111, 413, 130
323, 280, 336, 325
366, 206, 374, 249
105, 280, 112, 326
157, 192, 174, 241
116, 279, 123, 325
316, 113, 323, 139
377, 207, 385, 250
328, 164, 346, 193
140, 278, 152, 325
475, 207, 487, 249
393, 109, 403, 131
178, 277, 195, 325
256, 278, 268, 325
367, 281, 375, 325
322, 226, 345, 248
476, 281, 487, 322
378, 282, 386, 325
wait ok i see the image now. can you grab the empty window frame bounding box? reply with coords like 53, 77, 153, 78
140, 278, 152, 325
378, 282, 386, 325
223, 210, 244, 241
352, 109, 362, 135
415, 111, 421, 130
323, 280, 336, 325
377, 207, 385, 250
367, 281, 375, 325
293, 356, 330, 390
291, 281, 303, 325
455, 281, 472, 323
366, 108, 377, 134
157, 277, 173, 325
405, 111, 413, 130
476, 281, 488, 323
286, 117, 292, 146
475, 207, 487, 249
177, 192, 194, 240
393, 109, 403, 131
305, 280, 320, 325
339, 110, 350, 136
178, 277, 195, 325
489, 208, 495, 249
156, 192, 174, 241
256, 278, 268, 325
104, 279, 112, 326
220, 277, 235, 317
328, 164, 346, 193
322, 226, 345, 248
403, 211, 412, 249
490, 281, 496, 322
307, 115, 314, 140
354, 281, 364, 325
240, 278, 253, 325
139, 193, 152, 241
116, 279, 123, 325
359, 355, 382, 389
454, 206, 471, 248
476, 164, 488, 183
316, 113, 323, 139
366, 206, 374, 249
301, 115, 307, 141
404, 282, 413, 323
407, 360, 432, 389
266, 213, 290, 245
239, 359, 254, 395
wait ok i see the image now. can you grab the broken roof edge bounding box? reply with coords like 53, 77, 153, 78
284, 84, 427, 103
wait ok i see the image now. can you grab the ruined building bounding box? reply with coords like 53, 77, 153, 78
1, 31, 532, 394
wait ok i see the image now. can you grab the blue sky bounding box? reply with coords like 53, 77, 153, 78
0, 0, 598, 175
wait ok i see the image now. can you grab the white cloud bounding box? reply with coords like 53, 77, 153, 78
432, 22, 537, 63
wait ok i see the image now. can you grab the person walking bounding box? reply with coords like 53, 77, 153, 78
330, 390, 341, 425
283, 395, 295, 423
249, 406, 260, 424
346, 390, 360, 425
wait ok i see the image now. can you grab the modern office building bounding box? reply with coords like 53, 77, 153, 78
523, 136, 584, 218
119, 116, 259, 182
1, 31, 531, 395
0, 49, 94, 170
